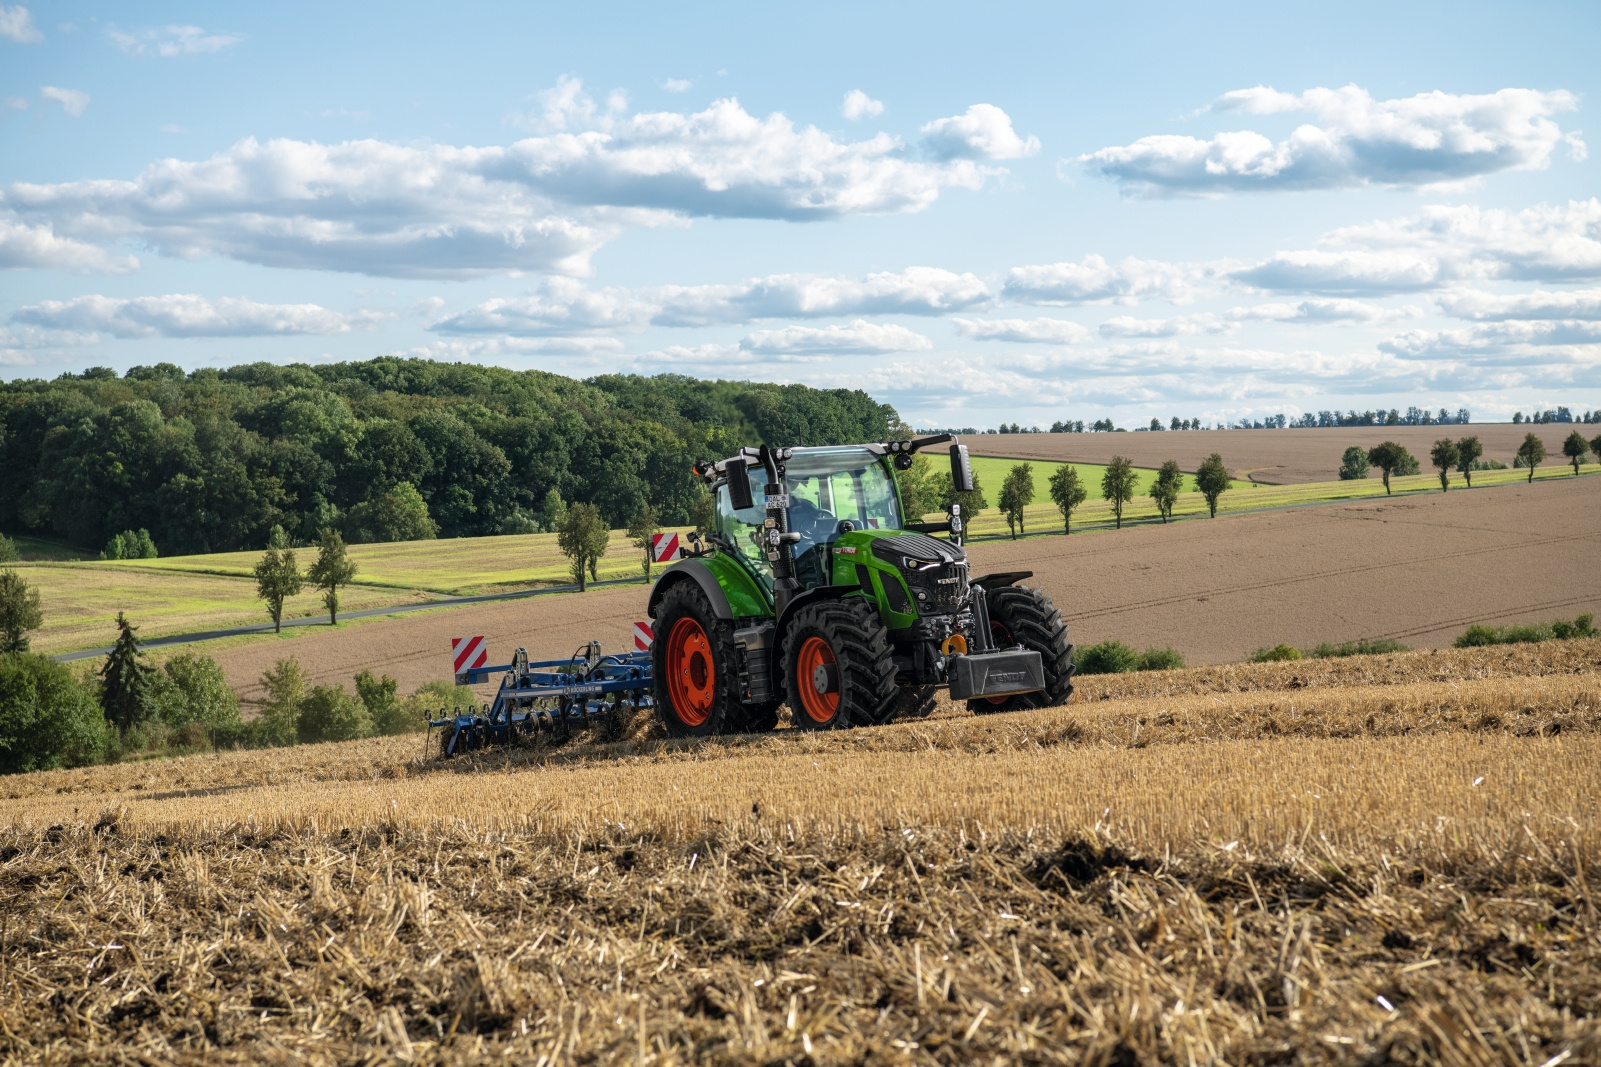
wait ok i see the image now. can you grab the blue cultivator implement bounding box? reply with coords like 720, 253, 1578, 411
427, 640, 654, 757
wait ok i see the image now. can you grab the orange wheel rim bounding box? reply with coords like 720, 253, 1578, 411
665, 617, 715, 726
796, 635, 840, 723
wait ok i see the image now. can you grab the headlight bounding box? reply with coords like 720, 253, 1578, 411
902, 556, 942, 571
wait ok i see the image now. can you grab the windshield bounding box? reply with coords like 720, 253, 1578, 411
716, 447, 902, 589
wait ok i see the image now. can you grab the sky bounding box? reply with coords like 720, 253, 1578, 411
2, 0, 1599, 428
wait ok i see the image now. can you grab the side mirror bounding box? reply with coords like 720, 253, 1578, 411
728, 466, 755, 511
950, 444, 975, 493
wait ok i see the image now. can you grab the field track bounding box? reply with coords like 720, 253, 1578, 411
206, 473, 1601, 704
967, 421, 1586, 483
2, 640, 1598, 1063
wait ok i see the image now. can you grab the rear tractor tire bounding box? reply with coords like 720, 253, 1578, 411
652, 581, 747, 737
969, 585, 1074, 715
783, 598, 898, 730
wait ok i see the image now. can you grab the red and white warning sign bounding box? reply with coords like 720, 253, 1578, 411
650, 531, 680, 564
452, 636, 487, 675
633, 621, 654, 651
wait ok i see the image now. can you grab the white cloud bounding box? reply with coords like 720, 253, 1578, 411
662, 78, 693, 94
1437, 288, 1601, 321
0, 5, 40, 42
0, 217, 138, 273
653, 266, 991, 325
5, 96, 28, 111
397, 336, 626, 362
1098, 313, 1229, 338
109, 24, 242, 56
11, 294, 387, 338
40, 86, 88, 117
1002, 254, 1193, 305
3, 84, 1006, 277
429, 277, 652, 335
1381, 320, 1601, 361
842, 90, 884, 121
1232, 199, 1601, 293
740, 319, 934, 354
951, 317, 1089, 343
1082, 85, 1583, 197
920, 104, 1039, 160
1228, 297, 1420, 323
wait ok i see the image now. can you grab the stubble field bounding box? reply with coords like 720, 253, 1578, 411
2, 640, 1598, 1063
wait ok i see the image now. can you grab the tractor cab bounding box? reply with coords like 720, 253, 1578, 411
715, 445, 903, 591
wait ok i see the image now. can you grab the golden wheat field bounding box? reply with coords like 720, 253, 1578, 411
2, 641, 1598, 1063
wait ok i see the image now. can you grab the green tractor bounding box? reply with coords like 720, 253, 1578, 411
647, 435, 1074, 734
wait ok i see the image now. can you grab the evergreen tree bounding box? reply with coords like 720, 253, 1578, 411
99, 612, 155, 734
1430, 438, 1460, 492
254, 543, 303, 633
1195, 454, 1231, 518
306, 527, 358, 624
558, 502, 610, 591
1101, 456, 1136, 529
1456, 435, 1483, 488
1150, 460, 1183, 522
627, 504, 662, 579
1516, 433, 1546, 483
0, 569, 44, 653
1047, 464, 1087, 534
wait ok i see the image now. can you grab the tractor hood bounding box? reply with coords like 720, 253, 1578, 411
867, 531, 967, 568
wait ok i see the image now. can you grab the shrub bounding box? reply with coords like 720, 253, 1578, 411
1072, 642, 1184, 674
102, 529, 158, 560
0, 534, 17, 562
1250, 644, 1303, 663
357, 669, 426, 735
0, 652, 109, 774
410, 679, 481, 715
151, 653, 242, 734
296, 684, 372, 744
1136, 647, 1185, 671
1072, 641, 1140, 675
1454, 614, 1595, 648
1308, 638, 1409, 658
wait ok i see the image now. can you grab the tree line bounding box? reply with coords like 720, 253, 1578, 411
0, 359, 892, 556
1341, 431, 1600, 492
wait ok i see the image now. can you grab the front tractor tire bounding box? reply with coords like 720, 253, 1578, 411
783, 598, 898, 730
969, 585, 1074, 715
653, 581, 748, 737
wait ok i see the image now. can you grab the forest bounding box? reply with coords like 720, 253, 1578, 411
0, 359, 894, 554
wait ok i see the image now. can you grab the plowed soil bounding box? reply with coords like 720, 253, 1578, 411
208, 474, 1601, 702
968, 421, 1584, 483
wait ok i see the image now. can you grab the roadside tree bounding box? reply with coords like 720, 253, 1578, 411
99, 612, 155, 735
1150, 460, 1183, 522
1338, 446, 1369, 480
1456, 435, 1483, 487
1195, 454, 1231, 517
1047, 464, 1087, 534
306, 527, 358, 625
1562, 430, 1589, 475
627, 504, 662, 578
559, 502, 609, 591
1592, 433, 1601, 469
1366, 441, 1413, 495
1101, 456, 1136, 529
0, 569, 44, 652
999, 463, 1034, 538
254, 541, 303, 633
1517, 433, 1545, 483
1430, 438, 1460, 492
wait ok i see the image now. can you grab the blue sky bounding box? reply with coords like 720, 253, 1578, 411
3, 0, 1598, 427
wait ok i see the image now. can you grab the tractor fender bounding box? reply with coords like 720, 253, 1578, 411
970, 570, 1033, 588
647, 559, 734, 621
771, 585, 861, 688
